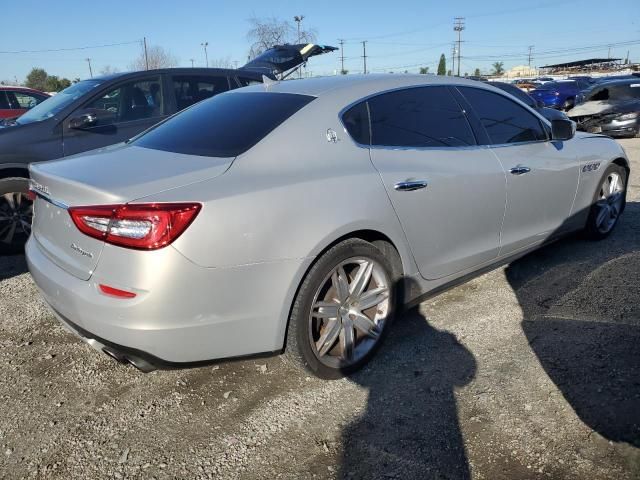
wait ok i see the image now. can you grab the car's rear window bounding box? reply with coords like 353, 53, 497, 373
134, 91, 315, 157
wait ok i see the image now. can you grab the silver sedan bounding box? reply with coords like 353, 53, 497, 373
26, 75, 630, 379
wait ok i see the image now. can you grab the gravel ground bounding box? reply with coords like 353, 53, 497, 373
1, 139, 639, 480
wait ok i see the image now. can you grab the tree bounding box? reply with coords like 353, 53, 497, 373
210, 56, 233, 69
99, 65, 119, 76
419, 66, 429, 74
246, 16, 317, 59
25, 68, 48, 91
437, 54, 447, 75
130, 45, 178, 71
492, 62, 505, 76
474, 68, 481, 77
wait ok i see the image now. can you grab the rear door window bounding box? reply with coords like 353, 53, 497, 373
0, 92, 11, 109
173, 75, 230, 110
366, 86, 476, 148
458, 87, 547, 144
83, 77, 163, 124
134, 92, 314, 157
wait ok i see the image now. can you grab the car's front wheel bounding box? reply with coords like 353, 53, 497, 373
285, 239, 397, 379
0, 177, 32, 255
584, 164, 627, 240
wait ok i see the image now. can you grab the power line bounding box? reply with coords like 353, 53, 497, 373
0, 40, 141, 54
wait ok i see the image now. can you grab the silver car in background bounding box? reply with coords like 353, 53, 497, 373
26, 75, 629, 379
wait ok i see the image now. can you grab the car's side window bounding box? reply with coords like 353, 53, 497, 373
0, 92, 11, 109
459, 87, 547, 144
9, 91, 45, 109
236, 76, 262, 87
366, 86, 476, 148
173, 76, 230, 111
342, 101, 370, 145
84, 77, 163, 125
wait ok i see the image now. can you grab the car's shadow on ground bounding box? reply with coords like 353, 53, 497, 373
339, 201, 639, 478
0, 254, 27, 283
506, 200, 640, 448
339, 294, 476, 479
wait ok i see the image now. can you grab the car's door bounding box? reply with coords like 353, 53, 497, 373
170, 74, 231, 112
456, 86, 580, 256
360, 86, 507, 280
62, 75, 166, 156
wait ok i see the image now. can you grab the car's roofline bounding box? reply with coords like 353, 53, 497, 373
89, 68, 264, 83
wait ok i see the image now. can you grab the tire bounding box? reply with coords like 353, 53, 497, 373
584, 164, 627, 240
0, 177, 32, 255
284, 238, 398, 379
562, 98, 575, 111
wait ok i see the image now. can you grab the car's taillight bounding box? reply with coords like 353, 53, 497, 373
68, 203, 201, 250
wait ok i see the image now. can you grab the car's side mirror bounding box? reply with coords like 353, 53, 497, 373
551, 119, 576, 141
69, 113, 97, 130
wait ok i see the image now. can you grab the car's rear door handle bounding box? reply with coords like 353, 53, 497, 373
509, 166, 531, 175
394, 180, 428, 192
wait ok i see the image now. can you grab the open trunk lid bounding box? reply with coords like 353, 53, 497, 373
241, 43, 337, 78
29, 144, 233, 280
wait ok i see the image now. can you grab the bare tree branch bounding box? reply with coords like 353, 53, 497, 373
246, 16, 317, 60
129, 45, 178, 71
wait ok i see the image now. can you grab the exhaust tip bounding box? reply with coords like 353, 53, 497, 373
102, 347, 156, 372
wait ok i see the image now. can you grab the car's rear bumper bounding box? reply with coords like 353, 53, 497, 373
26, 235, 304, 365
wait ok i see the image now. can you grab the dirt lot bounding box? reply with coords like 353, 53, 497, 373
1, 139, 639, 480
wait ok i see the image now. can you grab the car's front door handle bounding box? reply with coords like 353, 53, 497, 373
509, 166, 531, 175
394, 180, 429, 192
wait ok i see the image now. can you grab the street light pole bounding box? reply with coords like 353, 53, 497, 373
294, 15, 305, 78
201, 42, 209, 68
85, 58, 93, 78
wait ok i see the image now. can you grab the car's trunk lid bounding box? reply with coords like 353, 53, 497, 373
29, 144, 233, 280
241, 43, 337, 78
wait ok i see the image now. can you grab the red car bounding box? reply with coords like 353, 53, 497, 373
0, 86, 49, 119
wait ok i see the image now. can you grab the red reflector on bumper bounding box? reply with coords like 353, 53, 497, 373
99, 284, 137, 299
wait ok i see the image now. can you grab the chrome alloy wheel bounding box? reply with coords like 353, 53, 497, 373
595, 172, 625, 235
308, 257, 391, 368
0, 192, 33, 248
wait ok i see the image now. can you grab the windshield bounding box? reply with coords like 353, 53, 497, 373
16, 80, 103, 125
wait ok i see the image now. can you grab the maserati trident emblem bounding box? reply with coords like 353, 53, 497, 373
326, 128, 339, 143
70, 243, 94, 258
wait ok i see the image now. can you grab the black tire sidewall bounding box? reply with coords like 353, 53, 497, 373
287, 239, 397, 379
0, 177, 31, 254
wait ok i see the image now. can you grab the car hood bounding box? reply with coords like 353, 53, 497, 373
568, 99, 640, 118
29, 143, 234, 206
241, 43, 337, 78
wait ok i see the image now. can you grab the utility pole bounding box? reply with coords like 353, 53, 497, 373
143, 37, 149, 70
528, 45, 534, 67
362, 41, 368, 74
190, 59, 195, 68
201, 42, 209, 68
453, 17, 465, 77
339, 39, 345, 74
607, 45, 611, 59
85, 58, 93, 78
451, 43, 457, 76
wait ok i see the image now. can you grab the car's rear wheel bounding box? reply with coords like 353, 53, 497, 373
285, 239, 396, 379
584, 165, 627, 240
0, 177, 32, 255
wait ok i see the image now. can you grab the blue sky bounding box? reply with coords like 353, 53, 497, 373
1, 0, 639, 82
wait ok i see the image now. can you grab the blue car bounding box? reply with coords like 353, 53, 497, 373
530, 80, 591, 111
